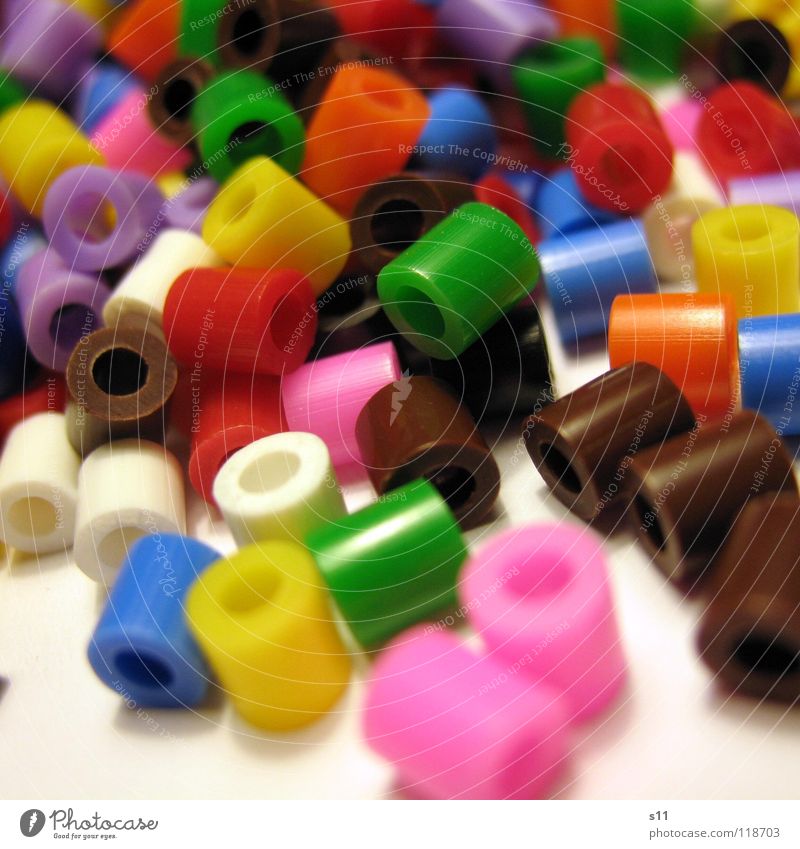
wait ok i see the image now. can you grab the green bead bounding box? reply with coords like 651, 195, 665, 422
306, 480, 467, 649
192, 70, 305, 181
180, 0, 225, 67
616, 0, 698, 79
0, 74, 27, 115
377, 202, 540, 360
512, 36, 606, 158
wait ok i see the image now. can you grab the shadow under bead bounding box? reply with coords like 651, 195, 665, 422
355, 375, 500, 530
65, 323, 178, 456
697, 493, 800, 703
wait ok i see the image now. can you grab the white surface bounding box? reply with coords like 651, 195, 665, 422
2, 302, 800, 800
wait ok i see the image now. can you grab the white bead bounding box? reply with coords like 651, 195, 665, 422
0, 413, 79, 553
73, 439, 186, 584
102, 229, 224, 336
213, 432, 346, 547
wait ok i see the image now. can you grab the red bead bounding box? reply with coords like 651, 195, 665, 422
0, 189, 12, 245
0, 373, 65, 445
696, 81, 800, 182
164, 268, 317, 377
565, 82, 674, 213
188, 373, 287, 503
327, 0, 437, 59
474, 172, 540, 246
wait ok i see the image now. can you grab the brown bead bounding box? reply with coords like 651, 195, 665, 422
523, 362, 695, 526
65, 322, 178, 455
351, 172, 475, 274
217, 0, 281, 72
625, 411, 798, 586
355, 375, 500, 529
268, 0, 341, 89
149, 56, 216, 145
697, 493, 800, 702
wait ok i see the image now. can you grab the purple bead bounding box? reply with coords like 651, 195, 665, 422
15, 248, 111, 371
161, 178, 218, 235
728, 171, 800, 216
43, 166, 164, 273
436, 0, 557, 88
0, 1, 102, 99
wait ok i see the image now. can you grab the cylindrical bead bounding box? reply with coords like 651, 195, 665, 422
107, 0, 180, 83
73, 61, 140, 134
535, 168, 619, 239
728, 170, 800, 214
616, 0, 698, 79
148, 57, 216, 146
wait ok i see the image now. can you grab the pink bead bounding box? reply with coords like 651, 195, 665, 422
363, 627, 569, 800
90, 89, 192, 178
661, 98, 702, 154
281, 341, 401, 469
460, 524, 627, 723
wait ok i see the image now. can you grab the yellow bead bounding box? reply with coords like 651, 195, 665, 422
693, 205, 800, 320
202, 156, 351, 295
185, 541, 351, 731
64, 0, 118, 30
0, 100, 104, 216
156, 171, 189, 199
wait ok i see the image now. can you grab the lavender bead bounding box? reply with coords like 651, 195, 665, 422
15, 248, 110, 371
436, 0, 557, 89
728, 171, 800, 216
161, 178, 218, 235
43, 166, 164, 273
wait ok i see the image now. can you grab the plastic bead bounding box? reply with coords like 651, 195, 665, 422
267, 0, 341, 88
351, 172, 474, 275
107, 0, 180, 84
378, 202, 540, 359
191, 69, 305, 181
363, 627, 569, 800
696, 82, 800, 181
0, 288, 30, 400
692, 204, 800, 319
164, 267, 316, 376
696, 493, 800, 702
160, 177, 218, 234
43, 166, 164, 273
0, 227, 48, 299
213, 432, 346, 547
65, 323, 178, 455
0, 413, 79, 554
189, 373, 286, 503
180, 0, 280, 71
0, 73, 27, 115
539, 218, 658, 347
772, 8, 800, 98
0, 0, 102, 99
0, 101, 104, 217
435, 0, 558, 89
716, 17, 791, 92
739, 313, 800, 435
0, 373, 65, 444
524, 362, 695, 524
148, 57, 215, 145
549, 0, 616, 58
355, 376, 501, 529
473, 173, 540, 245
565, 82, 674, 213
281, 341, 401, 469
642, 151, 724, 283
73, 439, 186, 585
513, 36, 606, 158
103, 229, 225, 336
625, 411, 798, 585
14, 248, 111, 372
608, 293, 740, 419
728, 170, 800, 215
461, 524, 627, 721
410, 87, 497, 180
185, 540, 352, 730
73, 61, 140, 134
301, 67, 430, 214
429, 302, 554, 422
535, 168, 618, 239
617, 0, 698, 79
202, 156, 351, 296
661, 98, 703, 154
90, 88, 193, 179
88, 534, 221, 707
307, 479, 467, 649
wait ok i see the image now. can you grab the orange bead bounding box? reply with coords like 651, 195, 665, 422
108, 0, 180, 84
608, 293, 739, 420
301, 67, 430, 215
549, 0, 616, 58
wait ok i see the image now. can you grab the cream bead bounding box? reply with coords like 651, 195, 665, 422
73, 439, 186, 585
213, 432, 346, 547
0, 413, 80, 554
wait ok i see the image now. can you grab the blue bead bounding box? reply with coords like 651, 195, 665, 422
500, 168, 542, 210
73, 61, 140, 134
540, 218, 657, 347
88, 534, 222, 708
740, 313, 800, 436
411, 86, 497, 180
0, 281, 29, 399
1, 226, 48, 298
535, 169, 619, 239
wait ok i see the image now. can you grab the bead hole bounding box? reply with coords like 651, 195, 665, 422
228, 121, 281, 169
231, 8, 265, 57
370, 199, 424, 253
92, 348, 149, 396
425, 466, 476, 511
634, 495, 666, 551
729, 37, 777, 84
538, 442, 582, 495
69, 193, 117, 243
239, 450, 301, 493
223, 569, 280, 613
7, 497, 57, 538
50, 304, 95, 350
506, 551, 573, 598
164, 77, 197, 122
724, 218, 771, 242
98, 526, 146, 569
115, 650, 174, 689
395, 286, 445, 339
733, 634, 800, 679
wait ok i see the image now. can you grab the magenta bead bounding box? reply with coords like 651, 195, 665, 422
661, 98, 702, 154
281, 342, 401, 469
90, 88, 192, 178
15, 248, 111, 371
460, 524, 627, 722
162, 178, 218, 234
0, 0, 101, 99
363, 627, 569, 800
43, 166, 164, 272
